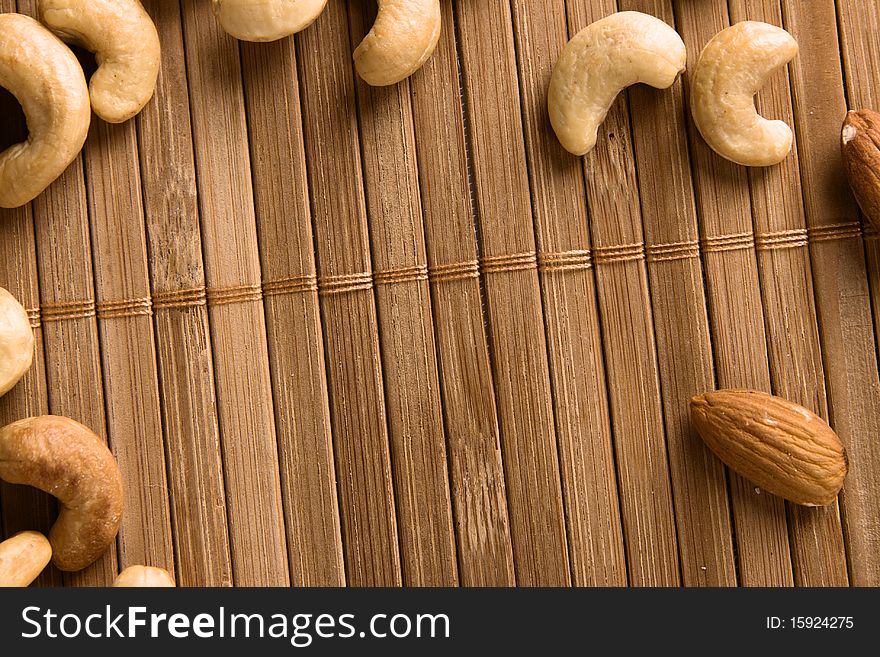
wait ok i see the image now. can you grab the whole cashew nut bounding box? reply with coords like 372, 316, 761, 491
0, 13, 90, 209
212, 0, 328, 42
0, 287, 34, 397
0, 416, 124, 572
0, 531, 52, 587
690, 22, 798, 167
353, 0, 441, 87
38, 0, 161, 124
113, 565, 176, 587
548, 11, 686, 156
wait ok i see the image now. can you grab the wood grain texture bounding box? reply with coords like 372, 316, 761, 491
0, 0, 877, 588
138, 0, 233, 587
295, 1, 401, 586
726, 0, 847, 587
565, 0, 680, 586
621, 0, 737, 586
509, 0, 626, 586
408, 0, 515, 586
675, 0, 794, 586
83, 104, 174, 576
456, 0, 570, 585
180, 0, 288, 586
348, 3, 458, 586
239, 34, 345, 586
829, 0, 880, 585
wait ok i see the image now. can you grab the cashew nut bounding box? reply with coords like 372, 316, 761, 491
548, 11, 686, 156
38, 0, 161, 123
0, 531, 52, 587
0, 287, 34, 397
212, 0, 328, 42
0, 416, 124, 572
0, 13, 90, 209
689, 22, 798, 167
353, 0, 441, 86
113, 565, 176, 587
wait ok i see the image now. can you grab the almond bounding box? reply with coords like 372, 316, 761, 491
690, 390, 847, 506
841, 109, 880, 231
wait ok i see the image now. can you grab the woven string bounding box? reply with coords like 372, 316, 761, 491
24, 225, 871, 320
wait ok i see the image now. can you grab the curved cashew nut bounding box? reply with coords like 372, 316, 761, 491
548, 11, 686, 156
354, 0, 441, 87
690, 22, 798, 167
0, 13, 90, 209
113, 565, 176, 587
212, 0, 328, 42
0, 531, 52, 587
38, 0, 161, 123
0, 416, 124, 572
0, 287, 34, 397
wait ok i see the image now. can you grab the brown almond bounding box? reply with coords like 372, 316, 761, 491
690, 390, 847, 506
841, 108, 880, 231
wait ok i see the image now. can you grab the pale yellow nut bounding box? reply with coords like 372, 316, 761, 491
212, 0, 328, 42
0, 416, 124, 572
548, 11, 686, 156
39, 0, 161, 124
690, 21, 798, 167
0, 13, 90, 209
354, 0, 441, 86
0, 531, 52, 587
0, 287, 35, 397
113, 565, 176, 587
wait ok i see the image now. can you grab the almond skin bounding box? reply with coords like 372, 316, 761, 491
690, 390, 847, 506
841, 109, 880, 231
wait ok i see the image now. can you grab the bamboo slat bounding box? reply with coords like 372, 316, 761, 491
294, 1, 401, 586
82, 93, 174, 576
238, 34, 345, 586
827, 0, 880, 585
138, 0, 233, 587
508, 0, 627, 586
408, 1, 515, 586
675, 0, 794, 586
726, 0, 847, 586
620, 0, 738, 586
347, 4, 458, 586
179, 0, 288, 586
455, 0, 570, 586
565, 0, 680, 586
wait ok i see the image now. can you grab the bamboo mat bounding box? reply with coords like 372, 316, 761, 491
1, 0, 879, 587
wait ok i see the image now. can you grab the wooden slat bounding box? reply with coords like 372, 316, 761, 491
294, 1, 401, 586
347, 4, 458, 586
825, 0, 880, 585
455, 0, 570, 585
508, 0, 627, 586
83, 98, 174, 575
565, 0, 680, 585
675, 0, 794, 586
620, 0, 738, 586
238, 35, 345, 586
836, 0, 880, 349
179, 0, 288, 586
137, 0, 233, 587
726, 0, 847, 586
408, 1, 515, 586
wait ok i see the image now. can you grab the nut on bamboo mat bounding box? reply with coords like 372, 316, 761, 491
0, 0, 878, 586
